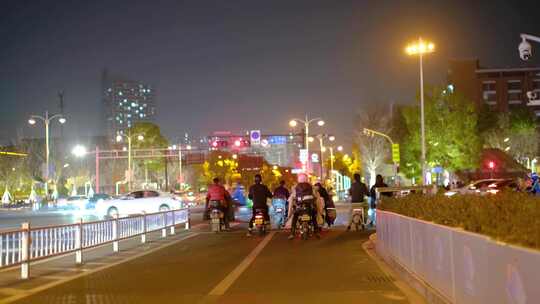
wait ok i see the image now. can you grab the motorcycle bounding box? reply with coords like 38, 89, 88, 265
254, 208, 270, 236
271, 198, 287, 229
295, 203, 314, 240
209, 200, 224, 232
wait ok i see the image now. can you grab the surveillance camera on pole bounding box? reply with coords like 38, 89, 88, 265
526, 91, 540, 106
519, 33, 540, 61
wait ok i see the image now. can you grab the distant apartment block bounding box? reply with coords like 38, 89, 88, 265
102, 70, 156, 140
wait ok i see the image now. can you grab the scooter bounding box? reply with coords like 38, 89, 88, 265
271, 198, 287, 229
254, 208, 270, 236
295, 203, 314, 240
209, 201, 224, 233
350, 203, 366, 231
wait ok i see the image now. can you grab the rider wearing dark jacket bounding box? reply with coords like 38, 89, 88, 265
247, 174, 272, 236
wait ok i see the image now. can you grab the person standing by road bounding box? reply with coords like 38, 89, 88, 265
247, 174, 273, 236
347, 173, 368, 231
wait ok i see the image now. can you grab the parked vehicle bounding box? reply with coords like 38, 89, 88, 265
95, 190, 183, 218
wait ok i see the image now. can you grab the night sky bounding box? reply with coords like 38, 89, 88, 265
1, 0, 539, 146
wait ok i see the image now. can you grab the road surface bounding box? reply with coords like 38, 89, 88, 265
0, 203, 419, 304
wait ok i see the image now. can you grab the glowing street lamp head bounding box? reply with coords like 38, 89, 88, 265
186, 145, 192, 150
137, 135, 144, 141
72, 145, 87, 157
116, 135, 123, 142
234, 140, 241, 147
337, 146, 343, 152
329, 136, 335, 142
28, 118, 36, 125
58, 117, 66, 124
321, 147, 327, 153
405, 39, 435, 55
317, 120, 325, 127
289, 120, 298, 127
308, 137, 315, 143
232, 154, 238, 160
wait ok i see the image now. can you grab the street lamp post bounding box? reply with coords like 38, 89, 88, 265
289, 115, 325, 175
316, 134, 335, 180
116, 132, 144, 191
169, 144, 192, 191
328, 145, 343, 185
363, 128, 399, 185
406, 38, 435, 185
28, 111, 66, 198
72, 145, 101, 193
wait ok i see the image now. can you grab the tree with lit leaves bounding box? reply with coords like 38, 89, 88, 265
355, 106, 392, 186
400, 87, 481, 179
127, 122, 169, 184
481, 106, 538, 167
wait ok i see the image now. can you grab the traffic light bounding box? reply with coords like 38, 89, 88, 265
488, 161, 495, 169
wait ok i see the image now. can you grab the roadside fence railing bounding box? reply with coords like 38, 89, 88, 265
0, 208, 190, 279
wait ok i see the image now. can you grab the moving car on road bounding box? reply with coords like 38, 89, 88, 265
445, 179, 517, 196
95, 190, 184, 218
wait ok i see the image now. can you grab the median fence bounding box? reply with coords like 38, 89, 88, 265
0, 208, 190, 279
376, 210, 540, 304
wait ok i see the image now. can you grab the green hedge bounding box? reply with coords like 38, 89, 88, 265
379, 192, 540, 250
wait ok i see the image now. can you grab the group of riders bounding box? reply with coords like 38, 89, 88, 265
205, 172, 337, 239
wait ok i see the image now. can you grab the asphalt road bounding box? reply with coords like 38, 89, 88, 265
8, 206, 413, 304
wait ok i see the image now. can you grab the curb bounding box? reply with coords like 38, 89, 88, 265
369, 233, 451, 304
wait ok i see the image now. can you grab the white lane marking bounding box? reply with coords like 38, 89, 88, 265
208, 231, 275, 296
0, 232, 200, 304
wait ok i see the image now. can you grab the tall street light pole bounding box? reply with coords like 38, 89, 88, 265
28, 111, 66, 198
328, 145, 343, 186
406, 38, 435, 185
317, 134, 335, 180
116, 131, 144, 191
289, 115, 325, 176
169, 144, 192, 191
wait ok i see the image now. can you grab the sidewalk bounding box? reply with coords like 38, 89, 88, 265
0, 227, 194, 303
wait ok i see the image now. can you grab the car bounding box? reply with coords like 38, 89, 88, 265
85, 193, 113, 210
445, 179, 505, 196
56, 195, 88, 210
483, 179, 519, 195
95, 190, 184, 218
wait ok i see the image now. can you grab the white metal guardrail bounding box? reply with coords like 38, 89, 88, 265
0, 208, 190, 279
377, 210, 540, 304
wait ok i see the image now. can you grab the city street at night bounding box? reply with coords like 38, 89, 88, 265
0, 204, 420, 304
1, 1, 540, 303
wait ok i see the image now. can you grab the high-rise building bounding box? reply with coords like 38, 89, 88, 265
102, 70, 156, 140
448, 59, 540, 114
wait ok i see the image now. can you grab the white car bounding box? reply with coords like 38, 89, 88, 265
56, 196, 87, 210
95, 190, 184, 218
445, 179, 503, 196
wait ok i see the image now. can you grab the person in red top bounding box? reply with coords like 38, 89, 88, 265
205, 177, 231, 229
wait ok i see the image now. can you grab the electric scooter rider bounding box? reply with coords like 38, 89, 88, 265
247, 174, 273, 236
288, 173, 322, 240
206, 177, 231, 230
273, 180, 290, 217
